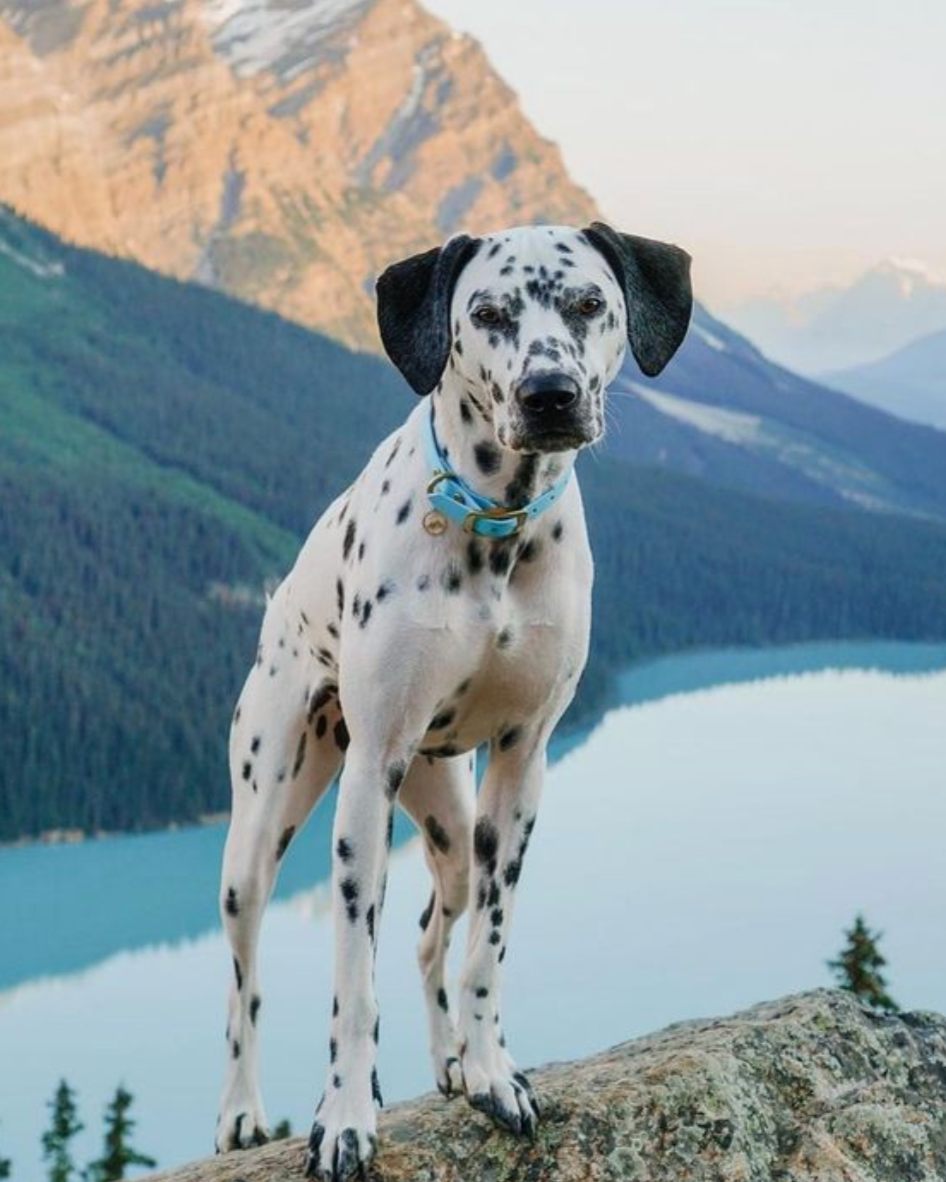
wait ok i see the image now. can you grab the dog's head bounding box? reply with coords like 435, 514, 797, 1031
377, 222, 692, 454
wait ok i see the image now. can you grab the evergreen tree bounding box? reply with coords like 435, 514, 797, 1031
271, 1119, 292, 1141
828, 914, 899, 1012
0, 1130, 10, 1180
84, 1086, 156, 1182
42, 1081, 83, 1182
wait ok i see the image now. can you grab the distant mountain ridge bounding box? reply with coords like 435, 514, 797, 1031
824, 328, 946, 432
4, 208, 946, 841
604, 304, 946, 521
0, 0, 594, 348
726, 259, 946, 374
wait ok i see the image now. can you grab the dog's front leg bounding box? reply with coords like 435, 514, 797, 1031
456, 729, 546, 1138
304, 743, 407, 1181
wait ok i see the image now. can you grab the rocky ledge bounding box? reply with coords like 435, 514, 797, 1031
148, 989, 946, 1181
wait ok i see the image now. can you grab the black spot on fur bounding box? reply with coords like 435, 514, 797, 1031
225, 887, 239, 917
442, 563, 462, 594
505, 455, 539, 508
336, 837, 354, 863
419, 892, 435, 931
424, 815, 451, 854
250, 995, 261, 1026
340, 877, 359, 923
233, 957, 243, 991
460, 401, 473, 424
334, 718, 350, 752
308, 684, 335, 722
241, 761, 252, 782
292, 732, 307, 778
552, 520, 564, 542
360, 600, 373, 628
366, 904, 376, 943
475, 986, 489, 998
336, 578, 345, 617
397, 499, 412, 525
372, 1068, 383, 1107
315, 714, 328, 739
250, 735, 261, 754
417, 574, 430, 591
342, 519, 356, 561
376, 580, 395, 602
276, 826, 296, 861
489, 543, 513, 577
386, 761, 406, 800
498, 725, 522, 751
474, 441, 501, 475
430, 707, 455, 731
474, 817, 499, 869
437, 987, 449, 1013
466, 540, 484, 574
497, 626, 513, 648
330, 1037, 337, 1064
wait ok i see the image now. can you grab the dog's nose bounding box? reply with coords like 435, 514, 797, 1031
516, 372, 581, 413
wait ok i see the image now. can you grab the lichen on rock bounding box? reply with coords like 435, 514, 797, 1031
146, 989, 946, 1181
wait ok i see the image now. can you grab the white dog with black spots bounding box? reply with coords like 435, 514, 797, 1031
215, 221, 692, 1181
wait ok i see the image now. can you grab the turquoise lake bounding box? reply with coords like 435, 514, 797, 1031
1, 641, 944, 1177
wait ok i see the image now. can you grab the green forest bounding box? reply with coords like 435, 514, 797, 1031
2, 207, 946, 842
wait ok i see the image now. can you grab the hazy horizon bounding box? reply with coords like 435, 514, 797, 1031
424, 0, 946, 311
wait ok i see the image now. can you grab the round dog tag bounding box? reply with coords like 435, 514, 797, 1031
423, 510, 448, 536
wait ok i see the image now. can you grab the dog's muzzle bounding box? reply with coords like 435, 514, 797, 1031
514, 372, 592, 451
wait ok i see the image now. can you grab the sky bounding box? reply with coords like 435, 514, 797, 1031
423, 0, 946, 310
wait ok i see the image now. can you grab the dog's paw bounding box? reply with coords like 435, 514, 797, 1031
304, 1091, 378, 1181
462, 1049, 540, 1139
215, 1105, 270, 1153
434, 1051, 464, 1098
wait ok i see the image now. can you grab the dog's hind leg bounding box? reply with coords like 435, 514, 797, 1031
216, 607, 345, 1152
398, 753, 475, 1096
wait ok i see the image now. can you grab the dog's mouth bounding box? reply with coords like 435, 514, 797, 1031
508, 415, 600, 454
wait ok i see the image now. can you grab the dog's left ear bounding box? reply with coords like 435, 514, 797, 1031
583, 221, 692, 377
376, 235, 482, 395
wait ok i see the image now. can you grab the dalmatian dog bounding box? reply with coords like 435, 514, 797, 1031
215, 221, 691, 1180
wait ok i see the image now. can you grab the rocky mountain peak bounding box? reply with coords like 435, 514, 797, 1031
0, 0, 597, 347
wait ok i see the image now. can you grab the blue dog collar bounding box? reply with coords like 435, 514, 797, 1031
421, 405, 571, 539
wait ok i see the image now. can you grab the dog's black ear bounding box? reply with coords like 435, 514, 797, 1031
376, 235, 482, 395
583, 221, 692, 377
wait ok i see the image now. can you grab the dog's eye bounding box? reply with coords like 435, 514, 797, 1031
472, 305, 502, 326
577, 296, 604, 316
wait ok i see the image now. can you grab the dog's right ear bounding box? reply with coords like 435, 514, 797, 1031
376, 235, 481, 396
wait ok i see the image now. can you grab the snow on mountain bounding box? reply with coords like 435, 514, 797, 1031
726, 260, 946, 376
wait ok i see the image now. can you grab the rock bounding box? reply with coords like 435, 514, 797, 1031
146, 990, 946, 1181
0, 0, 597, 350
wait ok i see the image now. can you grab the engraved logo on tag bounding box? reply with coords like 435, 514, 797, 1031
423, 510, 448, 536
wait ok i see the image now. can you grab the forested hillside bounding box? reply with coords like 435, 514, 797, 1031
3, 208, 946, 841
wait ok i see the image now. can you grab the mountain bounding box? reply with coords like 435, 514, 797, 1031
3, 208, 946, 842
0, 0, 594, 349
603, 305, 946, 520
726, 260, 946, 374
823, 329, 946, 432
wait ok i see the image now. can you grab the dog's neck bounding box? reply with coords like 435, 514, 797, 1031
430, 376, 576, 511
